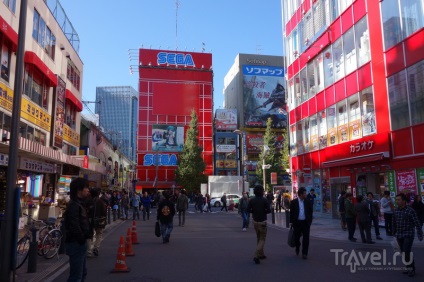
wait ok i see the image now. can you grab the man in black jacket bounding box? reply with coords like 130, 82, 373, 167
247, 185, 271, 264
290, 187, 313, 259
157, 191, 176, 243
64, 178, 93, 281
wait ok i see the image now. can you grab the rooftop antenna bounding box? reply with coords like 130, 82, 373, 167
256, 44, 262, 55
176, 0, 180, 50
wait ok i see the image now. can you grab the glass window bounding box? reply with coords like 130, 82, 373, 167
0, 112, 3, 130
3, 0, 16, 13
27, 126, 34, 141
401, 0, 424, 39
318, 110, 328, 148
310, 114, 319, 151
343, 28, 357, 75
1, 43, 11, 82
314, 53, 324, 93
38, 17, 46, 48
40, 131, 46, 146
382, 0, 402, 50
337, 101, 348, 143
290, 124, 297, 156
288, 79, 295, 110
294, 74, 301, 107
333, 37, 344, 82
323, 46, 333, 87
348, 94, 361, 140
300, 68, 308, 103
327, 105, 337, 145
34, 129, 41, 144
307, 62, 316, 98
296, 122, 304, 154
3, 114, 11, 132
18, 122, 27, 139
355, 16, 370, 67
32, 10, 40, 41
388, 70, 409, 130
408, 61, 424, 125
360, 87, 376, 136
313, 0, 326, 35
303, 118, 310, 152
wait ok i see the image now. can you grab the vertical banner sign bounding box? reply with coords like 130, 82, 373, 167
271, 172, 277, 185
416, 168, 424, 201
53, 76, 65, 148
396, 170, 417, 203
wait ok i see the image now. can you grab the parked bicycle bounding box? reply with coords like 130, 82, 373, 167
16, 213, 63, 269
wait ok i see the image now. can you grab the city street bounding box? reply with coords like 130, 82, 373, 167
45, 206, 423, 282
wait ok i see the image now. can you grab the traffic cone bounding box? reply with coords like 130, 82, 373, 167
131, 220, 139, 244
125, 227, 135, 256
110, 236, 130, 273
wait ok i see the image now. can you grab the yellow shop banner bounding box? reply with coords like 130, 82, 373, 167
63, 124, 80, 147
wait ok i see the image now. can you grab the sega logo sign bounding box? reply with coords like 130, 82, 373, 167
143, 154, 178, 166
157, 52, 195, 66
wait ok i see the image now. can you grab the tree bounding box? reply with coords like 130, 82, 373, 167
175, 110, 207, 193
256, 117, 283, 192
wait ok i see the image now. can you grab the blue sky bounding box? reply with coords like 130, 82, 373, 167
59, 0, 284, 116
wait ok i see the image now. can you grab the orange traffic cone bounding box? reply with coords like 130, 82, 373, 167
131, 220, 139, 244
111, 236, 130, 273
125, 227, 135, 256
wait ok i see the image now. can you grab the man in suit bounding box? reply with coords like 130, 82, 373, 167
290, 187, 313, 259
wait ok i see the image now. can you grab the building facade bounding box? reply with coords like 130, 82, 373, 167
223, 54, 287, 187
95, 86, 138, 163
282, 0, 424, 217
0, 0, 101, 215
136, 49, 213, 191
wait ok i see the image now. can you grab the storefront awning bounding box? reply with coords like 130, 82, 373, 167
65, 89, 83, 112
0, 16, 18, 51
322, 152, 389, 168
24, 51, 58, 87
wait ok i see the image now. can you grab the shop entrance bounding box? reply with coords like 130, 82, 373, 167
330, 177, 351, 219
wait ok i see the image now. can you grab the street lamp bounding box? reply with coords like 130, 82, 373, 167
233, 130, 246, 193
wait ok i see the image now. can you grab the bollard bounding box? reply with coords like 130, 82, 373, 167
285, 210, 290, 228
271, 207, 275, 224
27, 224, 38, 273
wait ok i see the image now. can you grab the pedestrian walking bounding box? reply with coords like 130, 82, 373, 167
345, 193, 357, 242
275, 190, 282, 213
247, 185, 271, 264
205, 193, 212, 212
239, 191, 249, 231
338, 191, 347, 231
176, 189, 189, 226
131, 192, 141, 220
157, 191, 176, 243
411, 195, 424, 227
354, 195, 374, 244
366, 192, 383, 240
393, 193, 423, 277
380, 191, 394, 236
220, 193, 228, 212
290, 187, 313, 259
196, 192, 204, 213
120, 190, 130, 220
87, 188, 107, 257
141, 192, 152, 221
64, 178, 93, 282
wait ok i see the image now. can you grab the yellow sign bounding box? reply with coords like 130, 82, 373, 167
63, 124, 80, 147
21, 97, 51, 131
0, 82, 51, 131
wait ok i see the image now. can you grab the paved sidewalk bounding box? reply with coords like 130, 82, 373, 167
14, 218, 125, 282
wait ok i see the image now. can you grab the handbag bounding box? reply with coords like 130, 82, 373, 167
94, 216, 106, 228
155, 221, 161, 237
287, 224, 296, 248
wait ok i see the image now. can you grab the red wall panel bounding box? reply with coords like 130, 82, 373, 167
412, 124, 424, 154
353, 0, 367, 23
357, 63, 372, 91
392, 128, 413, 157
290, 109, 296, 125
295, 106, 302, 122
309, 96, 317, 116
345, 71, 358, 97
301, 102, 309, 120
316, 91, 325, 112
385, 44, 405, 76
341, 6, 354, 34
405, 28, 424, 67
325, 85, 335, 106
334, 79, 346, 103
331, 18, 342, 42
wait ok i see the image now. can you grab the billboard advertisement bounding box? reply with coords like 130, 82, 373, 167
152, 124, 184, 152
52, 76, 65, 148
215, 109, 237, 130
242, 65, 286, 128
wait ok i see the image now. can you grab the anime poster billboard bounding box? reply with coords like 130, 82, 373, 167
152, 124, 185, 152
242, 65, 286, 129
215, 109, 237, 130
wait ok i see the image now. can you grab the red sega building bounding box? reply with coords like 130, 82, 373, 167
283, 0, 424, 218
136, 49, 213, 190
